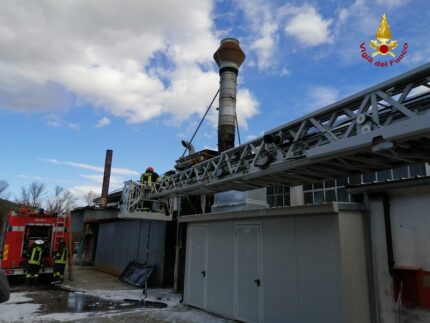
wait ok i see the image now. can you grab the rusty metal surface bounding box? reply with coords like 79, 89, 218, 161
100, 150, 113, 208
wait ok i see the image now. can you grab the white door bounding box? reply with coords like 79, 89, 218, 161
235, 224, 261, 323
187, 226, 208, 309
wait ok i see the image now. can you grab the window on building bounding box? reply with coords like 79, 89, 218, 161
267, 186, 290, 207
301, 163, 428, 205
409, 163, 426, 177
393, 166, 408, 179
303, 178, 351, 204
267, 163, 428, 207
362, 172, 376, 183
376, 169, 392, 181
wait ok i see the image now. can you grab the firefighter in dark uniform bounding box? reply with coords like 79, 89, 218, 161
26, 240, 44, 284
140, 167, 160, 211
140, 167, 159, 186
52, 238, 68, 284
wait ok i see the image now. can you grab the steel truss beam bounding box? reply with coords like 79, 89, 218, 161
123, 62, 430, 207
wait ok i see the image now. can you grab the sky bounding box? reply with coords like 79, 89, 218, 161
0, 0, 429, 205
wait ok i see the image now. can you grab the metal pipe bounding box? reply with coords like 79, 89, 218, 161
100, 149, 113, 208
363, 193, 380, 323
213, 38, 245, 152
181, 140, 195, 155
173, 199, 182, 293
382, 194, 395, 276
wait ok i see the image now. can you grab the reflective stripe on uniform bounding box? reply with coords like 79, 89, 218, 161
28, 246, 43, 265
54, 248, 68, 264
2, 244, 9, 261
141, 172, 152, 185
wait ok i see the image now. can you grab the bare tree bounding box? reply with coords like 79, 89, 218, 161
46, 186, 75, 214
18, 182, 46, 208
0, 180, 9, 199
84, 191, 98, 206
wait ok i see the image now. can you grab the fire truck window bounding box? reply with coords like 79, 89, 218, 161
23, 226, 53, 256
26, 226, 51, 238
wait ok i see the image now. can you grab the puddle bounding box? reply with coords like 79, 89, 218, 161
8, 279, 167, 314
27, 289, 167, 314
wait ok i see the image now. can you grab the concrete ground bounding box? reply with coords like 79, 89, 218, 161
61, 266, 137, 290
0, 265, 232, 323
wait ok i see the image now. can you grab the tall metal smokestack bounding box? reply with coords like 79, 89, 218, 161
211, 38, 266, 214
213, 38, 245, 153
100, 149, 113, 208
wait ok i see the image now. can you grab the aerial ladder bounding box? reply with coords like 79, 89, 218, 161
121, 61, 430, 216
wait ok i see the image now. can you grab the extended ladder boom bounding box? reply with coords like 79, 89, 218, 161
124, 62, 430, 204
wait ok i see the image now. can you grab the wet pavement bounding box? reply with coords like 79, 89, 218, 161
1, 266, 231, 323
9, 282, 166, 314
32, 289, 166, 314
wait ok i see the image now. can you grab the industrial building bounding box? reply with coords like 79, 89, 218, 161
71, 170, 175, 287
74, 38, 430, 322
71, 205, 170, 287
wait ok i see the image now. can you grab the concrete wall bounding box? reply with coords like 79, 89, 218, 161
370, 188, 430, 323
338, 211, 371, 323
70, 210, 85, 246
95, 219, 166, 286
71, 211, 84, 235
183, 207, 370, 323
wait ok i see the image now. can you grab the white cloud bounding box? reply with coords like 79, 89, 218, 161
65, 161, 139, 176
17, 174, 75, 184
46, 121, 61, 127
71, 173, 125, 205
236, 89, 260, 130
0, 1, 258, 126
17, 174, 43, 181
205, 87, 259, 130
40, 158, 139, 176
79, 174, 103, 182
39, 158, 61, 164
236, 2, 334, 70
44, 114, 62, 127
68, 123, 80, 130
68, 185, 101, 204
306, 86, 340, 112
236, 0, 280, 71
95, 116, 111, 128
335, 0, 378, 35
284, 6, 333, 47
374, 0, 410, 7
250, 26, 279, 70
62, 161, 103, 173
79, 174, 124, 187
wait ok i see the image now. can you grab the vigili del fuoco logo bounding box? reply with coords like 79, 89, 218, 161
360, 14, 408, 67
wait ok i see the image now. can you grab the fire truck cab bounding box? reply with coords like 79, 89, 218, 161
0, 208, 70, 276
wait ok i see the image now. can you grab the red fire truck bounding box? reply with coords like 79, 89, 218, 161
0, 207, 70, 276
